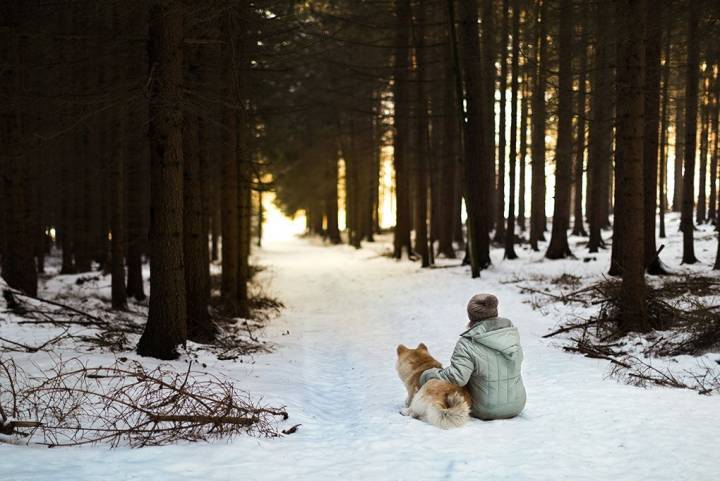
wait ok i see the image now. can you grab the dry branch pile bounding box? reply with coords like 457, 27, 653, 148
1, 287, 143, 352
524, 275, 720, 394
0, 357, 288, 447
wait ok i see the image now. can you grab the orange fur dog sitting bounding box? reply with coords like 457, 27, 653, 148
395, 343, 472, 429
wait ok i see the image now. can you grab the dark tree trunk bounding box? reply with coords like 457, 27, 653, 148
658, 29, 670, 239
482, 0, 497, 232
710, 60, 719, 225
221, 46, 240, 313
182, 41, 215, 342
504, 0, 520, 259
518, 73, 528, 233
681, 2, 699, 264
109, 4, 128, 309
137, 0, 187, 360
546, 0, 573, 259
530, 0, 547, 252
614, 0, 648, 332
413, 0, 430, 268
495, 0, 509, 243
110, 104, 128, 309
236, 2, 252, 319
672, 94, 685, 212
437, 34, 458, 259
587, 0, 613, 253
572, 0, 589, 237
643, 0, 665, 274
451, 0, 492, 275
325, 136, 341, 244
0, 4, 37, 295
126, 6, 149, 301
697, 72, 710, 224
392, 0, 412, 259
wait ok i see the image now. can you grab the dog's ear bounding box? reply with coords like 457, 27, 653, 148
397, 344, 408, 355
417, 342, 428, 351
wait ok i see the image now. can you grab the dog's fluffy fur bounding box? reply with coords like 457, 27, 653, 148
396, 343, 472, 429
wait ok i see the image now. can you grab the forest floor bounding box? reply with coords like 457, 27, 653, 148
2, 214, 720, 480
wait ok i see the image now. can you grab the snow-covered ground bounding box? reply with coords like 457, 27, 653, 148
2, 215, 720, 480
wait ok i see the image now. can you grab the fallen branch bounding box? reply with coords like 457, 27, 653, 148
543, 320, 600, 339
0, 329, 70, 353
148, 414, 256, 426
0, 357, 288, 447
3, 288, 109, 326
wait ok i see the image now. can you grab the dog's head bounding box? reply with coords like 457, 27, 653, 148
395, 343, 433, 381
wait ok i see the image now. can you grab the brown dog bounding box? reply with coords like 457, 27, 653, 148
396, 343, 472, 429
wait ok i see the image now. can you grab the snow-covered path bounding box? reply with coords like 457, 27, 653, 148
4, 236, 719, 481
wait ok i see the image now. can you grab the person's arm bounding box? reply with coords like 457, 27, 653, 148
419, 340, 474, 387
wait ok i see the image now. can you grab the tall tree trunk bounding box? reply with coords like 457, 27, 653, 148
221, 39, 240, 313
710, 60, 720, 225
495, 0, 509, 243
672, 94, 685, 212
325, 135, 341, 244
413, 0, 430, 267
615, 0, 648, 332
697, 72, 710, 223
530, 0, 547, 251
572, 0, 589, 237
0, 3, 37, 295
392, 0, 412, 259
546, 0, 573, 259
437, 33, 458, 259
182, 42, 215, 342
126, 5, 149, 301
587, 0, 613, 253
451, 0, 492, 275
681, 2, 699, 264
504, 0, 520, 259
643, 0, 664, 274
110, 104, 128, 309
236, 1, 252, 319
658, 28, 671, 238
482, 0, 497, 232
137, 0, 187, 360
109, 3, 128, 309
518, 73, 528, 233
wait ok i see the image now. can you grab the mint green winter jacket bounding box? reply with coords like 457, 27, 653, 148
420, 317, 526, 420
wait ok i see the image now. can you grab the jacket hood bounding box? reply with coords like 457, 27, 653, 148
461, 317, 521, 359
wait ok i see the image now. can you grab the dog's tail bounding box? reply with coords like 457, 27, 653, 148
426, 392, 470, 429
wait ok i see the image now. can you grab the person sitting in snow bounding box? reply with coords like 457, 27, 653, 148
419, 293, 526, 420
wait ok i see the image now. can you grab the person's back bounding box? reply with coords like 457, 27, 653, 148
460, 316, 525, 419
419, 294, 526, 420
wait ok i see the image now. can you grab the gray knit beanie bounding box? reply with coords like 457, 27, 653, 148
467, 294, 499, 323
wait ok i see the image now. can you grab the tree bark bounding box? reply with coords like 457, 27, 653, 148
614, 0, 648, 331
413, 0, 430, 268
437, 29, 458, 259
495, 0, 509, 243
710, 59, 719, 225
137, 0, 187, 360
697, 71, 710, 224
392, 0, 412, 259
0, 3, 37, 296
680, 2, 699, 264
546, 0, 573, 259
672, 95, 685, 212
504, 0, 520, 259
451, 0, 492, 275
658, 28, 671, 239
587, 0, 613, 253
530, 0, 547, 252
642, 0, 664, 274
572, 0, 589, 237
